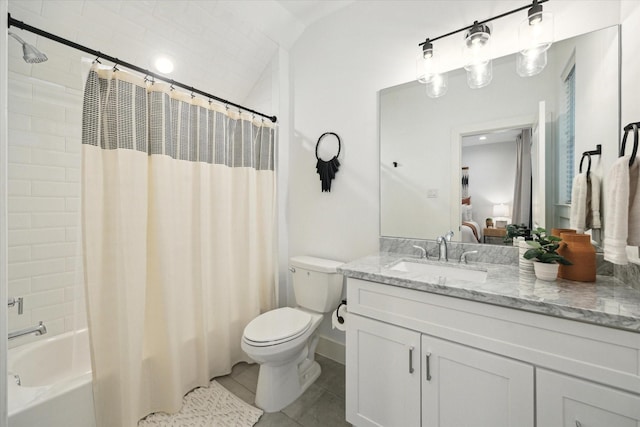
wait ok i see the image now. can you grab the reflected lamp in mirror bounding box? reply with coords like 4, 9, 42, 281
493, 204, 510, 228
517, 0, 554, 76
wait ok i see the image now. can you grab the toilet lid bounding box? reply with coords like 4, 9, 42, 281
244, 307, 312, 345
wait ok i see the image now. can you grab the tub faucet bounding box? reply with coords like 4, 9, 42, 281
8, 321, 47, 341
412, 245, 427, 259
436, 231, 454, 262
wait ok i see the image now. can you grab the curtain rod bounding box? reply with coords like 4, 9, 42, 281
7, 13, 278, 123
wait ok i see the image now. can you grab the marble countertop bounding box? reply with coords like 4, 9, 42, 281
337, 253, 640, 332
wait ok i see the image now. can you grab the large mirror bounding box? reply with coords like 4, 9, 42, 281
380, 25, 620, 245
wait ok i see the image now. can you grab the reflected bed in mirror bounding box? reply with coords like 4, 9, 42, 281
380, 25, 620, 247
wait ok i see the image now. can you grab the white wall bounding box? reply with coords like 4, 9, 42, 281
462, 141, 517, 225
1, 1, 9, 422
289, 1, 622, 344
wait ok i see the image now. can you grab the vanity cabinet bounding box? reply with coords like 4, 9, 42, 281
345, 278, 640, 427
346, 314, 421, 427
421, 335, 533, 427
536, 369, 640, 427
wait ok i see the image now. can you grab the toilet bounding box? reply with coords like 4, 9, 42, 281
241, 256, 343, 412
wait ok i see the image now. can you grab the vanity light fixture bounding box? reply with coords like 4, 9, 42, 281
417, 0, 552, 95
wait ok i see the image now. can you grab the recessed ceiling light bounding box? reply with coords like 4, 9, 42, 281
154, 56, 174, 74
479, 136, 487, 140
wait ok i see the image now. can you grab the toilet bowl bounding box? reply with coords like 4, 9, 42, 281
241, 256, 343, 412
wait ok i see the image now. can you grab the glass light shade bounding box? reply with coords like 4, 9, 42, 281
426, 73, 448, 98
517, 48, 547, 76
519, 11, 554, 54
463, 26, 492, 89
416, 45, 438, 84
465, 60, 492, 89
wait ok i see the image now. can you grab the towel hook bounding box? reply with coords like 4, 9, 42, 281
579, 152, 592, 178
620, 123, 639, 167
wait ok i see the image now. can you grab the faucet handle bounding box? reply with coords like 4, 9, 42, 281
460, 250, 479, 264
412, 245, 427, 259
8, 297, 23, 315
445, 230, 454, 241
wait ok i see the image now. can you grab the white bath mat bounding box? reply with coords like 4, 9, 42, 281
138, 380, 263, 427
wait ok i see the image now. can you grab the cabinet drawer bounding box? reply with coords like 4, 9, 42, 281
537, 369, 640, 426
347, 278, 640, 394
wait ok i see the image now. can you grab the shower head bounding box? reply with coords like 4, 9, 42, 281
8, 31, 48, 63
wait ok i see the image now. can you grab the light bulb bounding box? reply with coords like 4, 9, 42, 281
154, 56, 174, 74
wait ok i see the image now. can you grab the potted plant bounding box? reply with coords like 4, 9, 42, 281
503, 223, 530, 244
522, 227, 572, 281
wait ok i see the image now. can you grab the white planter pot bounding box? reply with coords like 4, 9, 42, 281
533, 261, 559, 281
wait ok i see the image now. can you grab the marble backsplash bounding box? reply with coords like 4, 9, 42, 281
379, 237, 518, 265
379, 237, 616, 276
615, 262, 640, 291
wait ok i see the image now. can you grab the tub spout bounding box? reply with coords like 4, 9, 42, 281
8, 321, 47, 340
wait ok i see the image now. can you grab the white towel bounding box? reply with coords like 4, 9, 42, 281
628, 156, 640, 246
604, 155, 640, 264
570, 173, 588, 233
589, 173, 602, 230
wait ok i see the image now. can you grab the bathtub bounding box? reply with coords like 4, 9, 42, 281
8, 329, 96, 427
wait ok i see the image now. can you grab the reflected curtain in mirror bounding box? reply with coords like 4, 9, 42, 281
512, 129, 533, 227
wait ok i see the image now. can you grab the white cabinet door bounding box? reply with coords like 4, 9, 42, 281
346, 314, 421, 427
537, 369, 640, 427
421, 335, 534, 427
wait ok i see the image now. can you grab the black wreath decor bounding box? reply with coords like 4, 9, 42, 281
315, 132, 341, 192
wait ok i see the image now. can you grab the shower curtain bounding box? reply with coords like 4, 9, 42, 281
81, 64, 276, 427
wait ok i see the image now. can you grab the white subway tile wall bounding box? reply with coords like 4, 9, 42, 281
6, 0, 280, 347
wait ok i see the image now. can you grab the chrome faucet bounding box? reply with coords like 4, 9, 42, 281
436, 231, 454, 262
8, 321, 47, 341
412, 245, 427, 259
460, 250, 478, 264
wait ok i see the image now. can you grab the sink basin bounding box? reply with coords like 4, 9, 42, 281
390, 261, 488, 283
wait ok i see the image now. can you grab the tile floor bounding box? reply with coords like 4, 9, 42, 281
215, 354, 351, 427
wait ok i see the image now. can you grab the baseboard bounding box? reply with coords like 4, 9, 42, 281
316, 335, 345, 365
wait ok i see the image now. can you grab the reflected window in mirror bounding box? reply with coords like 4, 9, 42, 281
558, 59, 576, 205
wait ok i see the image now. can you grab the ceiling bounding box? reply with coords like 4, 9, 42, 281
276, 0, 355, 28
462, 128, 526, 147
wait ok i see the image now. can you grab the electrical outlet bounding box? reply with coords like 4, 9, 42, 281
427, 189, 438, 198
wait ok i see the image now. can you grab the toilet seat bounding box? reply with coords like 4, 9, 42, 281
243, 307, 312, 347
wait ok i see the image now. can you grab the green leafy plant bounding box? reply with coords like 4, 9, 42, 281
504, 223, 530, 244
523, 227, 572, 265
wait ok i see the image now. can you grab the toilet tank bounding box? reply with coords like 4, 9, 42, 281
290, 256, 344, 313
